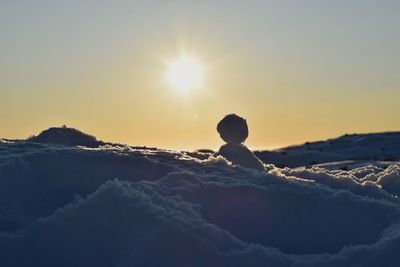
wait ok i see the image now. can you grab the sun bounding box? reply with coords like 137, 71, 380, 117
165, 54, 204, 91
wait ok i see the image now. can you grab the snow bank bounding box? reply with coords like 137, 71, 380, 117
256, 131, 400, 167
0, 141, 400, 266
27, 126, 102, 147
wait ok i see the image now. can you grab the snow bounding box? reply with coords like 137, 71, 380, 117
0, 132, 400, 266
255, 132, 400, 168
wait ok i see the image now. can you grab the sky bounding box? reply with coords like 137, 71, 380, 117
1, 0, 399, 150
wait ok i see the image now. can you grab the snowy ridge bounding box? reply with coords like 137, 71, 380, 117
0, 140, 400, 266
256, 131, 400, 168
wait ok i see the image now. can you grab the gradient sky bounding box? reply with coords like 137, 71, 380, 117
1, 1, 399, 150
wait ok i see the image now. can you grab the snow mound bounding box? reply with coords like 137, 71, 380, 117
256, 132, 400, 168
0, 141, 400, 266
27, 126, 102, 147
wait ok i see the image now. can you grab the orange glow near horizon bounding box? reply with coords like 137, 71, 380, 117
1, 2, 399, 151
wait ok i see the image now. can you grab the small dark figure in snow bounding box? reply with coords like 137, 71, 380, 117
216, 114, 265, 171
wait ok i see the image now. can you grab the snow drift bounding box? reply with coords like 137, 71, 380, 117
0, 137, 400, 266
256, 132, 400, 168
27, 126, 102, 147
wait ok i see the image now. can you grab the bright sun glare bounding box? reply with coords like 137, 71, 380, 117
165, 54, 203, 91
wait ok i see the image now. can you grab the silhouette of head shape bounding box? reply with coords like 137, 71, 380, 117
217, 114, 248, 144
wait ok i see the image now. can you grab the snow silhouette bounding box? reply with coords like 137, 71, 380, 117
216, 114, 265, 171
28, 126, 102, 147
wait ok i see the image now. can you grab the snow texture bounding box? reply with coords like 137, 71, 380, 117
0, 138, 400, 266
